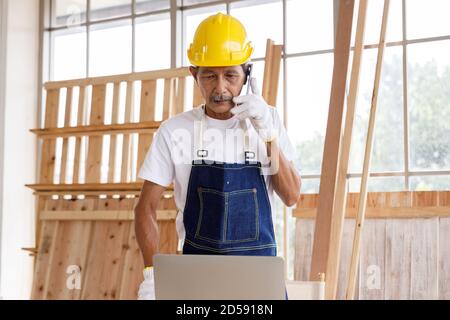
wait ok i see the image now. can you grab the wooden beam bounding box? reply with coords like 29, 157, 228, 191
30, 121, 161, 138
40, 209, 177, 221
44, 67, 190, 90
346, 0, 391, 300
294, 206, 450, 219
26, 182, 143, 192
309, 0, 355, 284
325, 0, 368, 300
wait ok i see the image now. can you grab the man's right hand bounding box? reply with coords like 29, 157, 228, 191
137, 267, 155, 300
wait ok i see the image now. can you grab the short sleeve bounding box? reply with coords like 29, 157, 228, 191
138, 123, 174, 187
271, 108, 296, 162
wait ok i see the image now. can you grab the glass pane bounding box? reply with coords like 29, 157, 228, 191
407, 0, 450, 40
286, 0, 334, 53
135, 0, 170, 14
230, 0, 283, 59
90, 0, 131, 21
286, 54, 334, 175
348, 176, 405, 192
89, 21, 132, 76
410, 175, 450, 191
183, 5, 227, 66
182, 0, 219, 6
250, 60, 284, 109
52, 0, 87, 27
349, 47, 404, 174
135, 14, 171, 71
52, 27, 87, 80
300, 178, 320, 194
351, 0, 402, 46
408, 41, 450, 171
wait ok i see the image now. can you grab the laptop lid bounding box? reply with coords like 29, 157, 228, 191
154, 254, 285, 300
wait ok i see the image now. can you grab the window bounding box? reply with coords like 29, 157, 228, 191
52, 0, 87, 27
230, 0, 283, 58
47, 0, 172, 81
135, 14, 171, 71
89, 20, 132, 76
90, 0, 132, 21
348, 47, 404, 175
51, 27, 87, 80
408, 40, 450, 172
286, 53, 334, 175
135, 0, 170, 14
286, 0, 334, 53
406, 0, 450, 40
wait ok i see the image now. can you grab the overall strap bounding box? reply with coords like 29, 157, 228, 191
195, 105, 255, 162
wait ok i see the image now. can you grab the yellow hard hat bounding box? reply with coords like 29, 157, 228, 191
187, 13, 253, 67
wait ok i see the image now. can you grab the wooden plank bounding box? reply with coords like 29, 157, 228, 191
118, 219, 144, 299
85, 84, 106, 183
73, 86, 86, 183
44, 199, 94, 299
30, 121, 160, 138
26, 182, 144, 192
33, 191, 142, 197
44, 67, 190, 90
192, 81, 203, 107
294, 206, 450, 219
31, 219, 59, 299
77, 198, 137, 299
262, 39, 274, 102
439, 218, 450, 299
108, 82, 121, 183
174, 77, 186, 115
121, 81, 134, 183
162, 78, 175, 120
309, 0, 355, 284
137, 80, 157, 181
326, 0, 368, 300
336, 219, 358, 300
263, 39, 283, 106
294, 219, 315, 281
40, 209, 177, 221
358, 219, 386, 299
40, 89, 60, 183
92, 200, 131, 299
346, 0, 389, 299
385, 219, 412, 299
59, 87, 73, 183
410, 218, 438, 299
35, 88, 60, 276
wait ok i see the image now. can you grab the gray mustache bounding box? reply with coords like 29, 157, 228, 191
212, 95, 233, 103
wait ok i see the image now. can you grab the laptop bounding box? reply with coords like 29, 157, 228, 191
153, 254, 286, 300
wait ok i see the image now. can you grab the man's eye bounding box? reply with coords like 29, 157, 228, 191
202, 74, 215, 79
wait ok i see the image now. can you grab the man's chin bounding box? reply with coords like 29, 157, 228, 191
207, 101, 234, 113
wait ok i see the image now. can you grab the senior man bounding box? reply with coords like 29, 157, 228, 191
135, 13, 301, 300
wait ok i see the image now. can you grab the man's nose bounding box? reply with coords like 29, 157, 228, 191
214, 75, 227, 94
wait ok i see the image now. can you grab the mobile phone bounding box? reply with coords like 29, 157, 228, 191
244, 63, 253, 95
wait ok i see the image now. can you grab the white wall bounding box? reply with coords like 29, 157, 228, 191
0, 0, 40, 299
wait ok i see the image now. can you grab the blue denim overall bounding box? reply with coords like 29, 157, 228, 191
182, 107, 277, 256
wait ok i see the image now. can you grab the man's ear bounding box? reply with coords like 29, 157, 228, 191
189, 66, 198, 83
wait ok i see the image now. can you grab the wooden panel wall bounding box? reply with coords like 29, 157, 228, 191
294, 191, 450, 300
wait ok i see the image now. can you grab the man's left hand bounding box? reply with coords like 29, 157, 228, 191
231, 77, 276, 142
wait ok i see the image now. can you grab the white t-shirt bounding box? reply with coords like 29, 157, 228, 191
138, 105, 296, 244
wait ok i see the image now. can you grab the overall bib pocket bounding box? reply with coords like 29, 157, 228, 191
195, 187, 259, 244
